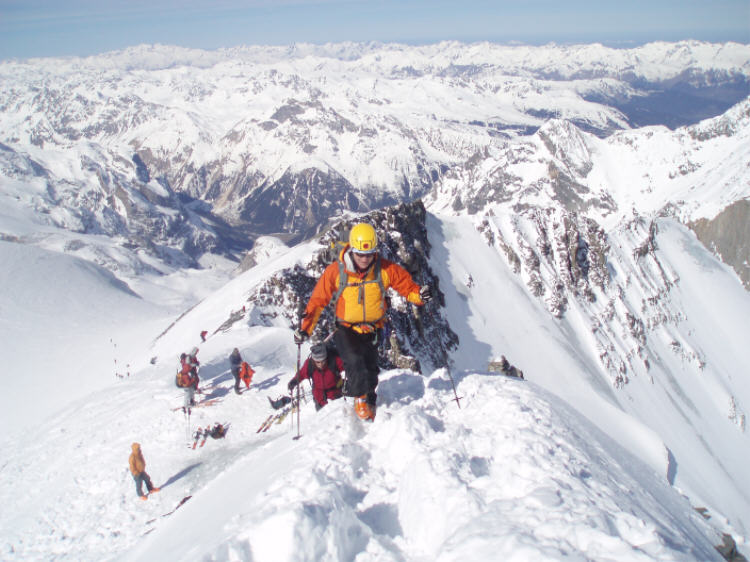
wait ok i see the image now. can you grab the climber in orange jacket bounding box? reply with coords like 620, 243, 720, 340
128, 442, 160, 500
294, 222, 431, 421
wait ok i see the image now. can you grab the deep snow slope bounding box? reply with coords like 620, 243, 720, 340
428, 212, 750, 540
1, 209, 747, 560
0, 349, 724, 561
0, 240, 171, 430
0, 237, 236, 432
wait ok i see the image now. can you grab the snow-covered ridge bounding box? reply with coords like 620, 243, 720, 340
0, 354, 726, 560
2, 201, 749, 559
0, 40, 747, 287
4, 40, 749, 79
1, 37, 749, 561
427, 97, 750, 228
1, 40, 747, 274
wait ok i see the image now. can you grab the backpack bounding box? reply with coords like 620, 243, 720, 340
175, 361, 194, 388
209, 423, 227, 439
330, 254, 387, 325
175, 371, 191, 388
239, 362, 254, 386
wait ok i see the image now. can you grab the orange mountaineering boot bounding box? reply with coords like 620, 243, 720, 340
354, 396, 376, 421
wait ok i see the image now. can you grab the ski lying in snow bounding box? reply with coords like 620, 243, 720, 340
191, 427, 209, 449
256, 400, 299, 432
275, 403, 297, 425
145, 493, 190, 534
256, 414, 275, 433
172, 397, 221, 412
272, 409, 291, 427
160, 495, 192, 518
261, 409, 287, 432
191, 429, 201, 449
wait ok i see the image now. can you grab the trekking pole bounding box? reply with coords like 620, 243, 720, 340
417, 271, 460, 407
446, 366, 462, 409
293, 341, 302, 440
184, 408, 190, 443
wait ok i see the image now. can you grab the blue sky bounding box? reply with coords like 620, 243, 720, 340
1, 0, 748, 60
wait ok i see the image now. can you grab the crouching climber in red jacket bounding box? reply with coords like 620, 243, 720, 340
288, 343, 345, 411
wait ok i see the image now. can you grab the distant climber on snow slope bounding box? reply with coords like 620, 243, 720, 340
176, 347, 200, 412
128, 442, 160, 500
294, 222, 431, 421
229, 348, 244, 394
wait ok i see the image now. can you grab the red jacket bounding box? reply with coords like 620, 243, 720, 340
179, 357, 199, 389
295, 355, 345, 407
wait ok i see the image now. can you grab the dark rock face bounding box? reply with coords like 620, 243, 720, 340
238, 167, 366, 239
480, 208, 610, 318
241, 201, 459, 373
689, 199, 750, 290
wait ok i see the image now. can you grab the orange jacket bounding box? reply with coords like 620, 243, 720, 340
301, 246, 423, 335
129, 443, 146, 475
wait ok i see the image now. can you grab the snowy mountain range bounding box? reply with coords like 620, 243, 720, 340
1, 40, 748, 265
1, 40, 749, 560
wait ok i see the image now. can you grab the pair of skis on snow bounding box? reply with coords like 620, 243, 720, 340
191, 427, 210, 449
171, 397, 222, 412
189, 423, 228, 449
255, 400, 299, 433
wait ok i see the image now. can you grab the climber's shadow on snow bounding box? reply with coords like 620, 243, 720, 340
377, 373, 425, 406
252, 372, 285, 391
202, 385, 231, 400
207, 372, 233, 386
198, 370, 232, 399
199, 362, 233, 387
161, 463, 201, 488
427, 376, 454, 392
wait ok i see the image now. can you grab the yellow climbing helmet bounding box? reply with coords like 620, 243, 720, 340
349, 223, 378, 254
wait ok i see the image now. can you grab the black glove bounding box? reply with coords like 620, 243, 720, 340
293, 328, 308, 344
287, 377, 299, 391
419, 285, 432, 303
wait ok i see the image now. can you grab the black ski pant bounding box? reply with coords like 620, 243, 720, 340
334, 326, 379, 405
231, 365, 241, 392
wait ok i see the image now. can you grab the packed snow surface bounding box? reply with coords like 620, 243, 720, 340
1, 212, 746, 560
0, 352, 722, 561
2, 50, 749, 555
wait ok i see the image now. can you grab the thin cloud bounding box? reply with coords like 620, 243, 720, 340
0, 0, 367, 23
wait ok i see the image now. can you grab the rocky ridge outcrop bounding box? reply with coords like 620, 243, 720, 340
222, 201, 458, 373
